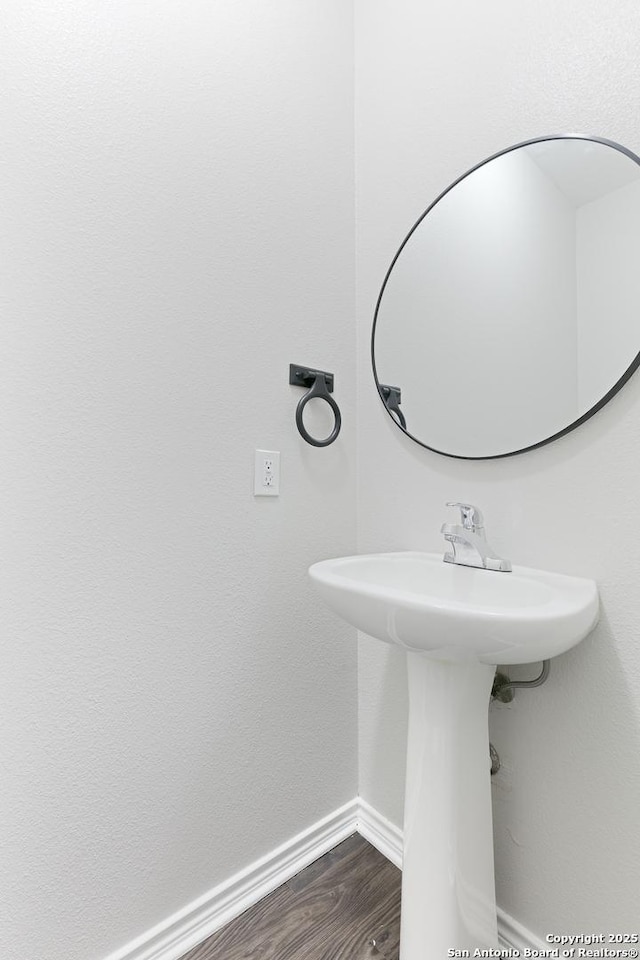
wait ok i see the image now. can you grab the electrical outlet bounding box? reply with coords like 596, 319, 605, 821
254, 449, 280, 496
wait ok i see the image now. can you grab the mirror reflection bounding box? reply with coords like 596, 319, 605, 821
372, 136, 640, 458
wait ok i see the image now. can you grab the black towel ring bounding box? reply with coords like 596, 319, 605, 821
289, 364, 342, 447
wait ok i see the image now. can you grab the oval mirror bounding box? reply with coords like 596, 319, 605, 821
372, 136, 640, 459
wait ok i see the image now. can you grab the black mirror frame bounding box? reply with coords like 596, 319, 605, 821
371, 134, 640, 460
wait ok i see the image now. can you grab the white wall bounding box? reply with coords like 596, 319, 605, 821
356, 0, 640, 936
0, 3, 356, 959
374, 149, 578, 456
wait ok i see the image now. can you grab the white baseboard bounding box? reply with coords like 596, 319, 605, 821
103, 796, 542, 960
103, 798, 359, 960
356, 797, 403, 870
497, 906, 548, 951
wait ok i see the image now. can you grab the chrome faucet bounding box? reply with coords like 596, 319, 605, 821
441, 502, 511, 573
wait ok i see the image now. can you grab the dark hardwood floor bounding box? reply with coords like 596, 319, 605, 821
180, 834, 401, 960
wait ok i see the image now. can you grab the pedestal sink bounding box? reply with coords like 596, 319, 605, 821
309, 552, 598, 959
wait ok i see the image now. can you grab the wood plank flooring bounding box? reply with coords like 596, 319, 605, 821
180, 834, 402, 960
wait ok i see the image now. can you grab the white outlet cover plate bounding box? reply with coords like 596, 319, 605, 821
254, 449, 280, 496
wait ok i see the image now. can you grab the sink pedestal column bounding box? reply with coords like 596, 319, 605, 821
400, 652, 498, 959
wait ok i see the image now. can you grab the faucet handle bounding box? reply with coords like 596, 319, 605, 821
445, 502, 485, 531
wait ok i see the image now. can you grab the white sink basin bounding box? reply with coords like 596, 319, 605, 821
309, 551, 599, 664
309, 550, 599, 958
